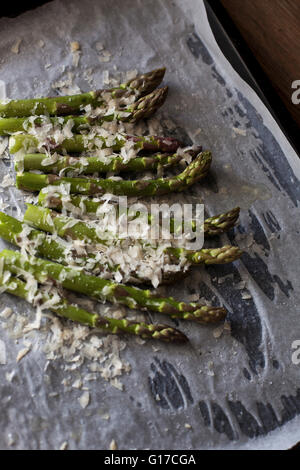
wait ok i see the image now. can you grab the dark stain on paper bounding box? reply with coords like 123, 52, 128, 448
228, 216, 293, 299
149, 358, 193, 410
228, 401, 261, 438
199, 388, 300, 442
238, 93, 300, 207
199, 401, 211, 427
186, 32, 213, 66
262, 210, 281, 234
207, 263, 265, 374
248, 209, 271, 253
211, 402, 236, 441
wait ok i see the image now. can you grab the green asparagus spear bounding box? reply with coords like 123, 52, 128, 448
16, 151, 212, 196
38, 189, 117, 214
166, 245, 242, 264
202, 207, 241, 237
0, 211, 171, 285
38, 189, 240, 237
6, 87, 168, 140
10, 131, 180, 155
147, 206, 241, 238
16, 152, 183, 175
0, 210, 67, 261
0, 271, 187, 342
0, 210, 242, 290
0, 67, 166, 118
23, 204, 242, 265
0, 249, 227, 323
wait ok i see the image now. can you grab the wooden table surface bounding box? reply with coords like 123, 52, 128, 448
220, 0, 300, 128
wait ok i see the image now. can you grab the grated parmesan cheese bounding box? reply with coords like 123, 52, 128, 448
11, 39, 22, 54
16, 347, 31, 362
60, 441, 68, 450
0, 307, 12, 319
0, 340, 6, 365
0, 174, 15, 188
78, 391, 90, 409
70, 41, 80, 52
95, 42, 104, 51
232, 127, 247, 137
0, 137, 8, 158
110, 439, 118, 450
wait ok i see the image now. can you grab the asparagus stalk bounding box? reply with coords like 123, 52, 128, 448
16, 151, 212, 196
0, 249, 227, 324
38, 189, 119, 214
16, 152, 183, 175
0, 67, 166, 118
0, 271, 187, 342
0, 210, 241, 290
10, 131, 181, 155
0, 211, 162, 285
6, 87, 168, 141
23, 204, 243, 265
166, 245, 242, 264
38, 189, 240, 237
202, 207, 240, 237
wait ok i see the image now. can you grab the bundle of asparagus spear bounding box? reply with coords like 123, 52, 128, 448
0, 67, 242, 343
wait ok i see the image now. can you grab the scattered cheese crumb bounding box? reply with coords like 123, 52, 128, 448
70, 41, 80, 52
70, 42, 81, 67
188, 293, 199, 302
0, 81, 6, 101
135, 337, 146, 345
52, 72, 81, 95
0, 136, 8, 158
0, 174, 14, 188
232, 127, 247, 137
78, 391, 90, 408
72, 378, 82, 389
241, 291, 252, 300
98, 50, 111, 63
5, 371, 15, 382
102, 70, 110, 85
213, 325, 224, 339
6, 433, 15, 446
0, 307, 12, 319
11, 39, 22, 54
0, 340, 6, 365
110, 439, 118, 450
236, 281, 246, 290
184, 423, 192, 429
207, 361, 215, 376
125, 69, 137, 81
60, 441, 68, 450
38, 40, 45, 48
110, 377, 124, 391
95, 42, 104, 51
16, 347, 31, 362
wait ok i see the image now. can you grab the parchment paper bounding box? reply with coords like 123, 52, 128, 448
0, 0, 299, 450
